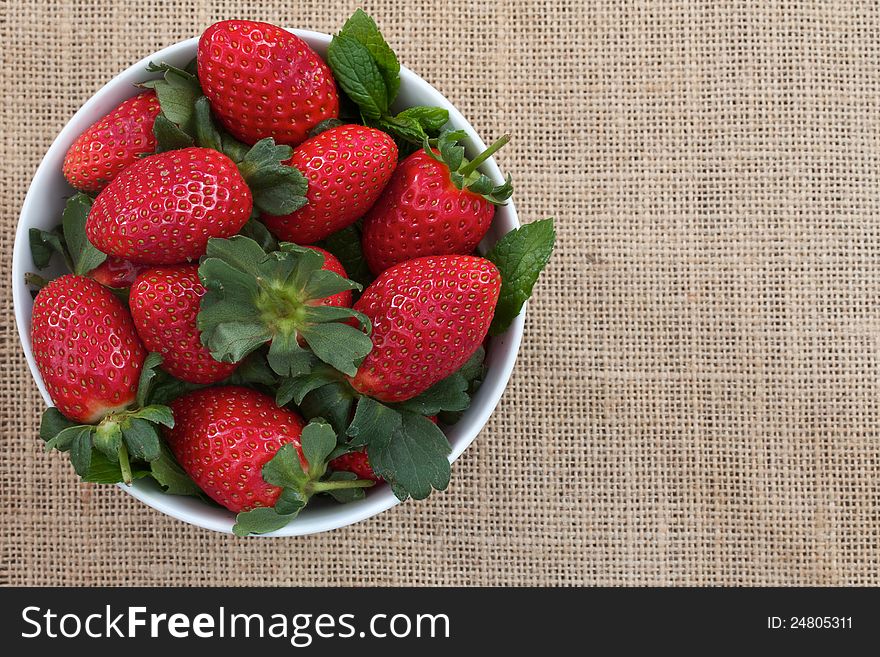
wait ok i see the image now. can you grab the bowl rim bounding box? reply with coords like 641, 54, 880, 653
12, 28, 525, 536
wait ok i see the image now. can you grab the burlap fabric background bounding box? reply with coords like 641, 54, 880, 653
1, 0, 879, 586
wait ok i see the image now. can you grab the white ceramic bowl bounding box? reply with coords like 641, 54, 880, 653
12, 30, 524, 536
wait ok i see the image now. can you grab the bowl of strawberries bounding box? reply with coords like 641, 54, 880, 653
13, 12, 554, 535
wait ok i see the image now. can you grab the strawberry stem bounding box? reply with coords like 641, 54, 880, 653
310, 479, 375, 493
458, 134, 510, 177
118, 442, 133, 486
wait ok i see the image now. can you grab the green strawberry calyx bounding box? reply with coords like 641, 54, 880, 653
232, 419, 375, 536
423, 130, 514, 205
140, 62, 308, 217
39, 353, 199, 497
197, 236, 374, 379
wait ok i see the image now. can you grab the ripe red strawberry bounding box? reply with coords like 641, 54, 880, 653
62, 91, 161, 193
165, 386, 307, 512
198, 20, 339, 147
330, 449, 382, 482
350, 255, 501, 402
86, 147, 252, 265
361, 133, 512, 274
87, 256, 150, 288
309, 247, 353, 309
129, 265, 238, 384
262, 125, 397, 244
31, 275, 146, 423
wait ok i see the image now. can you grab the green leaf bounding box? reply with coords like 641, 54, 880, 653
266, 331, 316, 378
227, 350, 278, 387
395, 106, 449, 133
238, 138, 293, 174
81, 451, 150, 484
68, 427, 94, 476
319, 223, 374, 289
276, 366, 342, 407
300, 420, 337, 474
145, 369, 203, 406
327, 34, 389, 120
145, 63, 202, 133
39, 407, 76, 443
250, 166, 309, 216
394, 371, 470, 416
148, 444, 202, 496
486, 218, 556, 335
299, 381, 356, 435
346, 397, 402, 448
261, 442, 307, 489
308, 118, 345, 138
339, 9, 400, 104
153, 114, 194, 152
233, 507, 297, 537
299, 322, 373, 377
136, 352, 164, 408
368, 412, 451, 501
120, 418, 162, 462
204, 235, 270, 278
129, 404, 174, 428
45, 424, 87, 453
274, 488, 308, 516
93, 420, 122, 462
62, 194, 106, 275
323, 471, 368, 503
193, 95, 223, 151
239, 219, 279, 253
29, 226, 68, 270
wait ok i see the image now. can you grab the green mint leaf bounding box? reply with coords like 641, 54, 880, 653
233, 507, 297, 537
148, 443, 202, 496
327, 34, 389, 120
339, 9, 400, 104
322, 471, 368, 503
318, 223, 374, 289
261, 442, 307, 489
299, 381, 356, 435
368, 412, 451, 501
62, 193, 106, 275
308, 118, 345, 138
193, 96, 223, 151
153, 114, 194, 152
68, 427, 94, 476
298, 322, 373, 377
395, 106, 449, 133
346, 397, 402, 448
120, 418, 162, 462
136, 352, 164, 408
487, 218, 556, 335
394, 371, 470, 416
29, 226, 68, 270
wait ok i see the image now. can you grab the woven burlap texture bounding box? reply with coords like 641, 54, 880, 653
2, 0, 879, 586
